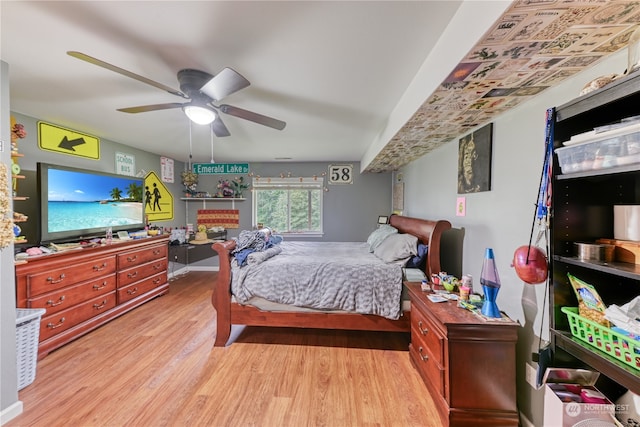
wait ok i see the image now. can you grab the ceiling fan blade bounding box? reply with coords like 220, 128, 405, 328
211, 116, 231, 137
67, 51, 188, 99
219, 104, 286, 130
117, 103, 185, 113
199, 68, 250, 101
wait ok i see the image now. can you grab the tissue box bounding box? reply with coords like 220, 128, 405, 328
543, 368, 616, 427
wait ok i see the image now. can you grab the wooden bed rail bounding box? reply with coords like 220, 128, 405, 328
210, 216, 451, 346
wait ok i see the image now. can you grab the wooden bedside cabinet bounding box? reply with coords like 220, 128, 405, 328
405, 282, 519, 427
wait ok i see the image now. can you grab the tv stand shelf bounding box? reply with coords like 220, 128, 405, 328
15, 235, 170, 359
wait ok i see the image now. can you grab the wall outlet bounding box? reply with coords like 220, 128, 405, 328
525, 362, 538, 388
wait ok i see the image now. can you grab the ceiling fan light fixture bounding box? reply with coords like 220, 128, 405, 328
183, 105, 216, 125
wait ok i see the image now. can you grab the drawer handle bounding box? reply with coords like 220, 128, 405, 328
153, 263, 162, 270
93, 281, 108, 290
126, 255, 138, 262
47, 317, 65, 329
152, 277, 161, 284
418, 320, 429, 335
127, 287, 138, 295
46, 273, 66, 284
46, 295, 65, 307
153, 249, 161, 255
93, 262, 108, 271
93, 300, 108, 310
127, 271, 138, 279
418, 346, 429, 362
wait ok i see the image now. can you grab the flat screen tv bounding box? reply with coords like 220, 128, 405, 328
37, 163, 145, 244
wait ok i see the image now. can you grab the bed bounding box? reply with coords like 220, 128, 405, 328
211, 214, 451, 346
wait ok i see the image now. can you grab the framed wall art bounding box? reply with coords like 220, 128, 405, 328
457, 123, 493, 194
393, 182, 404, 212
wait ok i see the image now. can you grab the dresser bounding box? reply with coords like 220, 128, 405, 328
405, 282, 519, 427
15, 236, 169, 358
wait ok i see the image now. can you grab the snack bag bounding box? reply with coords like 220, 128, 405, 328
568, 273, 610, 327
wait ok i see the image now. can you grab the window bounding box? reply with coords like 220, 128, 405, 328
252, 177, 323, 235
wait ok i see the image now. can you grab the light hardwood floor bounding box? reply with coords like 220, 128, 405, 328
8, 271, 442, 427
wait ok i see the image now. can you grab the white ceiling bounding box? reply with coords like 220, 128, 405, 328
1, 1, 505, 170
3, 1, 638, 173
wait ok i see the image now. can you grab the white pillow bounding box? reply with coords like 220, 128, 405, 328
373, 233, 418, 264
366, 224, 398, 252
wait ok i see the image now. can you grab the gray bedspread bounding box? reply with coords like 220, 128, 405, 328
231, 241, 403, 319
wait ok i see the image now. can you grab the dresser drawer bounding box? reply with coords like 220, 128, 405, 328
118, 259, 167, 287
27, 256, 116, 296
410, 341, 445, 397
29, 275, 116, 315
40, 292, 117, 341
117, 271, 167, 304
411, 306, 444, 366
117, 244, 167, 269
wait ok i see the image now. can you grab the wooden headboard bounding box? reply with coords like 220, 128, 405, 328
389, 214, 451, 278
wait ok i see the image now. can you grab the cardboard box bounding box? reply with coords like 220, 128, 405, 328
597, 238, 640, 265
543, 368, 618, 427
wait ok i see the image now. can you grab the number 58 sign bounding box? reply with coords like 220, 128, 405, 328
328, 164, 353, 185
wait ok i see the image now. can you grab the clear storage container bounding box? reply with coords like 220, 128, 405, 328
556, 123, 640, 174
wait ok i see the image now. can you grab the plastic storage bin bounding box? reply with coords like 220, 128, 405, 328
16, 308, 45, 390
562, 307, 640, 371
556, 122, 640, 174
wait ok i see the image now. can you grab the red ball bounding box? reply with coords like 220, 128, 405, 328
512, 245, 548, 284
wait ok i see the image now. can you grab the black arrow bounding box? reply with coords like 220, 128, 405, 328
58, 136, 86, 151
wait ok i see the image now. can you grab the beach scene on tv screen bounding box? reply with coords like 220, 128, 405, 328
48, 169, 144, 232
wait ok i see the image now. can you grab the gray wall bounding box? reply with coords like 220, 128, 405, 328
188, 162, 391, 242
399, 50, 628, 426
6, 111, 188, 241
175, 163, 391, 272
0, 61, 21, 423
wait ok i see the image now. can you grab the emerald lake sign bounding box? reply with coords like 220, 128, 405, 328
192, 163, 249, 175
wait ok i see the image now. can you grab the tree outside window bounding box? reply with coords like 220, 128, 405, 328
252, 177, 323, 235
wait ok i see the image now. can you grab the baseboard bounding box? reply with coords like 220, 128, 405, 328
186, 266, 219, 272
168, 265, 218, 280
0, 400, 23, 425
519, 411, 535, 427
168, 265, 189, 279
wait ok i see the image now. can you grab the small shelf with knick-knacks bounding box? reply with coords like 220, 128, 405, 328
181, 197, 246, 210
11, 118, 29, 244
180, 197, 246, 201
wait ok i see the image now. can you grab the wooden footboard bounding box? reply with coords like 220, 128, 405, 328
210, 215, 450, 346
211, 240, 236, 346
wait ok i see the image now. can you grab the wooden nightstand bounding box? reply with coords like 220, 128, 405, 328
405, 282, 519, 427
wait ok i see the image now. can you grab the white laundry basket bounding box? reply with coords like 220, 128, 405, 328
16, 308, 45, 390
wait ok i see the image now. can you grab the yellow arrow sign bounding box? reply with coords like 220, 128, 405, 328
144, 171, 174, 222
38, 121, 100, 160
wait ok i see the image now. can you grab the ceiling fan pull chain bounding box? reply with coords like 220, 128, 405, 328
188, 120, 193, 169
210, 123, 215, 163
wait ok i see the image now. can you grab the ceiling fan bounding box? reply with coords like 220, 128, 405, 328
67, 51, 286, 137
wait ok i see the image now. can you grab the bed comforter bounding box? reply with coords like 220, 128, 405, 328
231, 241, 403, 319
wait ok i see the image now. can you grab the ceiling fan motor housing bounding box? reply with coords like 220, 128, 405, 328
177, 69, 214, 99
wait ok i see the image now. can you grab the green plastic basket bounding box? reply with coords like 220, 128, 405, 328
561, 307, 640, 372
